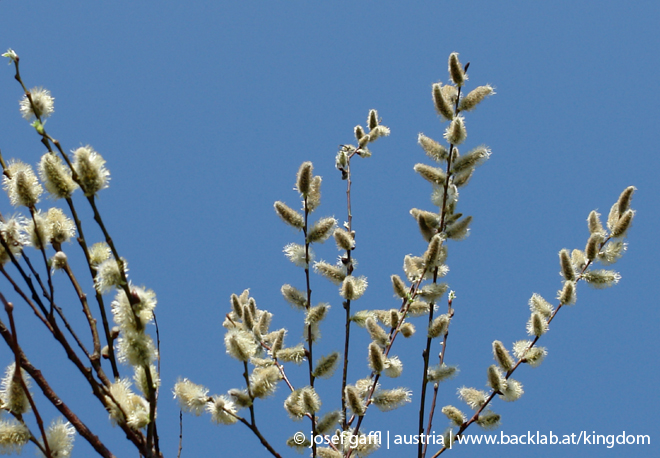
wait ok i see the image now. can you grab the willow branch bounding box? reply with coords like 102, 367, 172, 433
0, 316, 115, 458
2, 294, 52, 457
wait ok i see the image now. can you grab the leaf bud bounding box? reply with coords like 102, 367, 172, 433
367, 109, 379, 130
418, 133, 449, 162
448, 52, 466, 87
368, 342, 385, 373
414, 163, 447, 185
526, 312, 548, 337
582, 269, 621, 289
391, 274, 408, 299
528, 293, 553, 318
458, 85, 494, 112
444, 116, 467, 145
616, 186, 636, 215
492, 340, 514, 371
296, 161, 313, 196
274, 201, 304, 229
389, 309, 400, 329
487, 364, 505, 392
399, 322, 415, 338
558, 281, 576, 305
559, 249, 575, 281
610, 209, 634, 238
432, 82, 454, 121
333, 227, 355, 251
366, 317, 389, 346
428, 314, 450, 339
585, 233, 602, 261
445, 215, 472, 240
345, 385, 365, 416
587, 210, 605, 235
307, 217, 336, 243
441, 405, 465, 426
354, 125, 366, 142
312, 352, 340, 379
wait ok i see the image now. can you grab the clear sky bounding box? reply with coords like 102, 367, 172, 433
1, 1, 658, 457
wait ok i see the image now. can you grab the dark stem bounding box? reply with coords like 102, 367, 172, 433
61, 259, 102, 364
341, 150, 357, 429
422, 295, 453, 457
302, 196, 317, 457
65, 196, 120, 379
430, 239, 610, 457
0, 316, 116, 458
417, 268, 439, 458
27, 206, 55, 316
9, 56, 156, 457
177, 410, 183, 458
418, 81, 464, 457
238, 361, 283, 458
2, 294, 52, 457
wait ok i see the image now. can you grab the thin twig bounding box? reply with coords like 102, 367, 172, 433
0, 265, 49, 328
340, 147, 357, 430
61, 257, 103, 367
418, 77, 465, 458
177, 410, 183, 458
27, 206, 55, 315
431, 237, 614, 457
0, 316, 115, 457
65, 196, 120, 379
301, 195, 318, 457
8, 54, 157, 457
237, 360, 283, 458
2, 294, 52, 457
422, 295, 454, 457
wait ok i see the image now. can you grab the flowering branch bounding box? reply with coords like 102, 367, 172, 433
417, 57, 470, 458
1, 294, 52, 457
0, 316, 115, 457
431, 188, 635, 456
1, 49, 161, 457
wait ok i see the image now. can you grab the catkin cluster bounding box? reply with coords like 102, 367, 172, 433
440, 187, 636, 442
1, 48, 161, 456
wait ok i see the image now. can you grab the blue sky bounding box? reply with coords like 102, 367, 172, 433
1, 1, 658, 457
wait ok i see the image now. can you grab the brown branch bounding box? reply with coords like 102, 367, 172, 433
237, 360, 283, 458
8, 54, 158, 457
65, 196, 120, 379
340, 147, 358, 429
0, 315, 114, 458
301, 195, 318, 458
2, 294, 52, 457
177, 410, 183, 458
418, 79, 464, 458
61, 257, 103, 367
430, 236, 617, 457
0, 265, 49, 328
27, 206, 55, 315
422, 294, 454, 457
